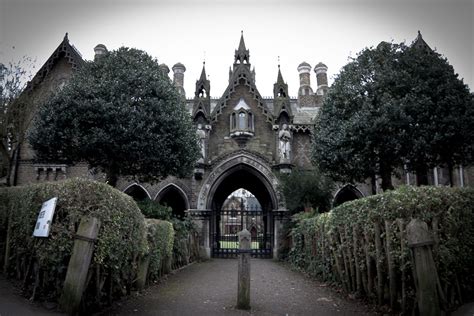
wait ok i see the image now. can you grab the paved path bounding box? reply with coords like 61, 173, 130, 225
103, 259, 375, 316
0, 275, 64, 316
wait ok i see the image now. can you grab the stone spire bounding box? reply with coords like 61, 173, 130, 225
195, 61, 210, 99
234, 31, 250, 65
193, 61, 211, 124
274, 63, 291, 120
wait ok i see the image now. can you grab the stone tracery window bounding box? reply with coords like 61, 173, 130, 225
230, 98, 254, 138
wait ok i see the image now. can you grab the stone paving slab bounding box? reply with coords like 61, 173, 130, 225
102, 259, 376, 316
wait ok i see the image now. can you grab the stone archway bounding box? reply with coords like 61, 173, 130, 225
123, 183, 151, 201
156, 184, 190, 219
333, 184, 364, 207
197, 151, 282, 211
196, 152, 284, 258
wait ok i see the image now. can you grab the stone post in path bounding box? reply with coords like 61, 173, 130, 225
237, 229, 251, 310
406, 218, 440, 316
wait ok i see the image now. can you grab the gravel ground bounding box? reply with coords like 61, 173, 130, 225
102, 259, 376, 316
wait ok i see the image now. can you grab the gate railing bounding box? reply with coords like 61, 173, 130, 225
211, 207, 273, 258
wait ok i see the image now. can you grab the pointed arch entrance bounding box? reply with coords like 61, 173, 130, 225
156, 184, 190, 219
198, 152, 281, 258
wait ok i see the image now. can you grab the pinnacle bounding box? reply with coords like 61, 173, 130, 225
199, 61, 207, 81
238, 31, 247, 52
277, 66, 284, 84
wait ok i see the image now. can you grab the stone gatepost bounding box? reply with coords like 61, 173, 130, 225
186, 209, 211, 259
237, 229, 251, 310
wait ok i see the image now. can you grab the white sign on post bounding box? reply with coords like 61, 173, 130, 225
33, 197, 58, 237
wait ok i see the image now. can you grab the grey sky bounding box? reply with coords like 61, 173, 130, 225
1, 0, 472, 97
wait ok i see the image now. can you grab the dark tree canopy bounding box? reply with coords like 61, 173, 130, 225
312, 38, 473, 191
29, 47, 200, 186
279, 168, 334, 214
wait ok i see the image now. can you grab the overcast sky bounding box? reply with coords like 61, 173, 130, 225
1, 0, 472, 98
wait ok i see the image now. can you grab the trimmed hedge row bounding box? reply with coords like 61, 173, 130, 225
288, 185, 474, 313
0, 178, 177, 311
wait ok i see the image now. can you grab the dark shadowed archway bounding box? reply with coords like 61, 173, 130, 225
123, 183, 150, 201
207, 164, 278, 258
156, 184, 190, 219
333, 184, 363, 208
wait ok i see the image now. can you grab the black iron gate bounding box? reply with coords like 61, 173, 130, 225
211, 206, 273, 258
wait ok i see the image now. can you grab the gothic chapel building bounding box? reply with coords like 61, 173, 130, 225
10, 33, 472, 258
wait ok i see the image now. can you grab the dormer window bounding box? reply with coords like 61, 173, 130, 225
230, 98, 254, 138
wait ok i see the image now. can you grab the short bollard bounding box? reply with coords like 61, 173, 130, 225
237, 229, 251, 310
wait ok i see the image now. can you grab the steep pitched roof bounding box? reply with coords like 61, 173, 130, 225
26, 33, 84, 92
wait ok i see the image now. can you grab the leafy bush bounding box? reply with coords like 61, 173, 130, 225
137, 199, 199, 269
137, 200, 173, 220
0, 178, 147, 309
145, 219, 174, 282
288, 186, 474, 312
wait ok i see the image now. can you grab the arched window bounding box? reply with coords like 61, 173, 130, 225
238, 112, 246, 129
230, 98, 254, 137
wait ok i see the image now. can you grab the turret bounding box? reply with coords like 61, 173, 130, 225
172, 62, 186, 96
93, 44, 108, 60
314, 62, 328, 95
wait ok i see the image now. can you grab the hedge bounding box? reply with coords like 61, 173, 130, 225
288, 185, 474, 313
0, 178, 177, 311
145, 219, 174, 282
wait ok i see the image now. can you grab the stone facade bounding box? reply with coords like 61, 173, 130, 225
10, 32, 473, 258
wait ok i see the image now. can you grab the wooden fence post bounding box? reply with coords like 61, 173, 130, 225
136, 255, 150, 292
3, 212, 13, 274
406, 218, 440, 316
385, 220, 397, 310
60, 217, 100, 315
237, 229, 251, 310
374, 220, 384, 306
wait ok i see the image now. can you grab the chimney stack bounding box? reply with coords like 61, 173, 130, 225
93, 44, 108, 60
172, 62, 186, 96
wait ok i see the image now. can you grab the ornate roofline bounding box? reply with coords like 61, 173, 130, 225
211, 66, 274, 124
25, 33, 84, 92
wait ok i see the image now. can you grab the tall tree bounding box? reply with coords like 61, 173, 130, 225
29, 47, 200, 186
398, 35, 474, 185
312, 42, 406, 191
313, 34, 473, 190
0, 57, 33, 185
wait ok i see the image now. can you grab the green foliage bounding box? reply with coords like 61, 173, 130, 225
398, 44, 474, 173
28, 47, 200, 186
0, 178, 147, 306
136, 199, 198, 269
278, 168, 334, 214
137, 200, 173, 220
145, 219, 174, 282
313, 38, 473, 189
288, 185, 474, 311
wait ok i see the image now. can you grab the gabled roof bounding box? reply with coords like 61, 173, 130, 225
210, 63, 274, 124
26, 33, 84, 92
411, 30, 433, 52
